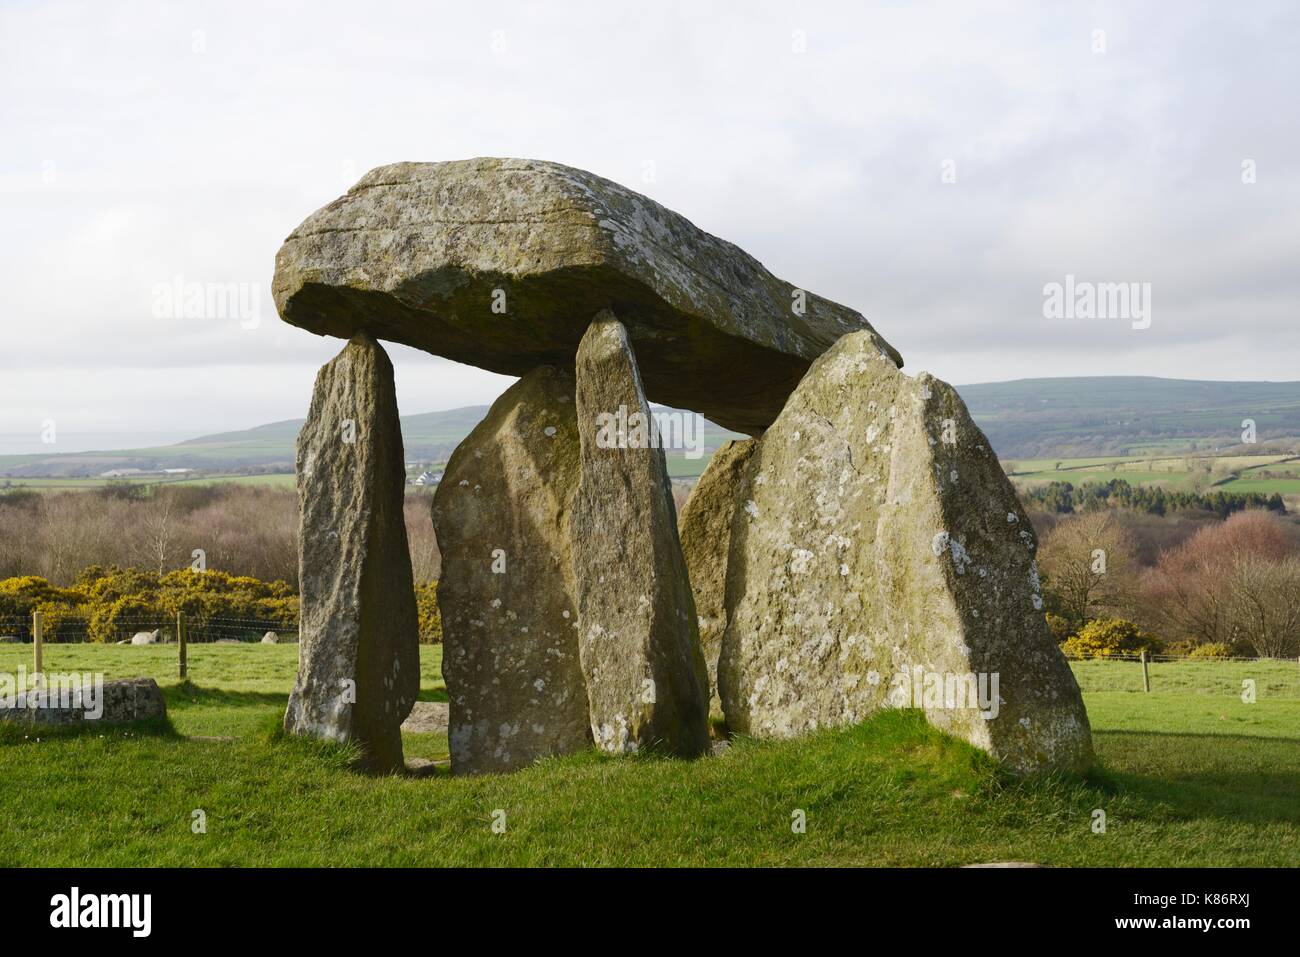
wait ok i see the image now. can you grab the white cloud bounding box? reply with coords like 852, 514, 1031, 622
1, 0, 1297, 445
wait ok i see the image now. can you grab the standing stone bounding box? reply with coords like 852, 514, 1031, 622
677, 438, 757, 719
432, 366, 591, 774
285, 333, 420, 773
718, 331, 1092, 774
570, 312, 710, 757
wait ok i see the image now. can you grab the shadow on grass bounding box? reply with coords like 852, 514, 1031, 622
850, 713, 1300, 831
164, 681, 447, 707
163, 681, 287, 712
1097, 727, 1300, 747
1093, 729, 1300, 823
0, 714, 180, 745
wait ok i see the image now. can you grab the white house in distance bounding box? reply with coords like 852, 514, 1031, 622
100, 468, 194, 478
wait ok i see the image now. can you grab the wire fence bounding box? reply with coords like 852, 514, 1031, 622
2, 613, 1295, 698
1065, 648, 1300, 698
0, 614, 296, 645
1063, 650, 1299, 664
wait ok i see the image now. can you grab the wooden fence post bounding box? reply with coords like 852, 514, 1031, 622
1140, 649, 1151, 693
32, 609, 43, 687
177, 611, 187, 680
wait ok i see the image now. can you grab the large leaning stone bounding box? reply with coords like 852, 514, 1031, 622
272, 157, 902, 434
678, 438, 757, 719
432, 366, 591, 774
285, 333, 420, 773
718, 332, 1093, 773
570, 313, 710, 756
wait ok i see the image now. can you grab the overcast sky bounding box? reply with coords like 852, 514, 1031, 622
2, 0, 1297, 451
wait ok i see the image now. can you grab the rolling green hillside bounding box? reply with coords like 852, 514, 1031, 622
0, 407, 744, 478
4, 376, 1299, 478
179, 405, 494, 464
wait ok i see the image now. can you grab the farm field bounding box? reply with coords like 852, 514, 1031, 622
1219, 456, 1300, 495
1, 643, 1296, 867
1006, 452, 1300, 495
1220, 478, 1300, 495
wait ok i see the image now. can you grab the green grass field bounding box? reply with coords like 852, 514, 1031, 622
1004, 451, 1300, 497
1071, 656, 1300, 698
1006, 455, 1196, 490
1219, 458, 1300, 496
1, 644, 1297, 866
1221, 479, 1300, 495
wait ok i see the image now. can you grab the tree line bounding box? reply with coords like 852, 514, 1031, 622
1021, 478, 1285, 518
0, 483, 439, 588
1037, 508, 1300, 659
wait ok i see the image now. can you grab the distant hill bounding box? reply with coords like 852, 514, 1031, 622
4, 376, 1299, 477
0, 407, 744, 478
180, 405, 494, 464
960, 377, 1300, 458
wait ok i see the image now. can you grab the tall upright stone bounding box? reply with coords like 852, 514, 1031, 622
718, 331, 1093, 774
570, 312, 711, 757
285, 333, 420, 773
678, 438, 757, 719
432, 366, 592, 774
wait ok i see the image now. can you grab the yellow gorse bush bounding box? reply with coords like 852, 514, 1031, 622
1, 566, 445, 644
415, 581, 442, 645
1060, 617, 1162, 659
1187, 641, 1234, 659
0, 566, 300, 642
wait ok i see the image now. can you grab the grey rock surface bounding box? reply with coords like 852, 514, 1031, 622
273, 158, 902, 434
284, 333, 420, 773
677, 438, 757, 719
718, 331, 1093, 774
0, 677, 167, 727
570, 313, 710, 757
432, 366, 592, 774
400, 700, 450, 736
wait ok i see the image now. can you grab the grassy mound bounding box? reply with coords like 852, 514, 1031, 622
0, 645, 1296, 866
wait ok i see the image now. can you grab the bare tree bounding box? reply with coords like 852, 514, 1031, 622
1038, 510, 1140, 624
139, 494, 174, 574
1143, 509, 1298, 648
1225, 557, 1300, 657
